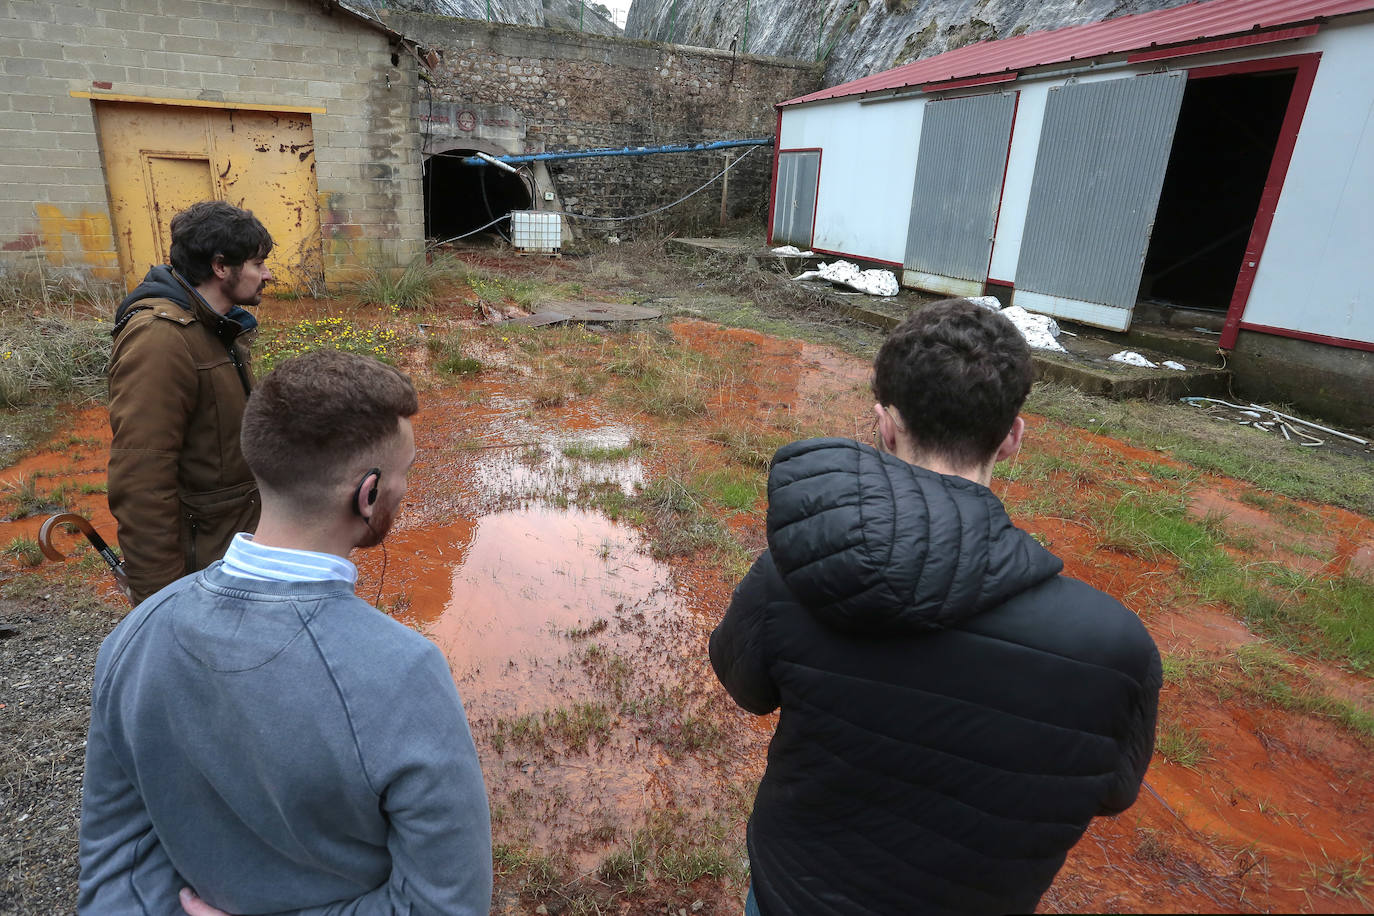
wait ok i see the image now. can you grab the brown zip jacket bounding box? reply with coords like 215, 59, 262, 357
107, 267, 261, 604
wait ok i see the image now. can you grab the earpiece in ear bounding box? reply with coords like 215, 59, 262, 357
352, 468, 382, 516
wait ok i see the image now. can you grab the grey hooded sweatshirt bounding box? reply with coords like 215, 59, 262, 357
78, 564, 492, 915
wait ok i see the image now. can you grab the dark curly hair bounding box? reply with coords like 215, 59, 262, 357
871, 298, 1034, 469
169, 200, 274, 285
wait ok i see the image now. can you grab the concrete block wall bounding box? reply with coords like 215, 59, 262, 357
391, 15, 822, 235
0, 0, 423, 289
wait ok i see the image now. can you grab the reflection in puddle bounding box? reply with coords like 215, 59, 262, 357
409, 506, 674, 716
472, 428, 643, 504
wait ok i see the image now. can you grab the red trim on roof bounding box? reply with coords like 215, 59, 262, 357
1126, 24, 1320, 62
779, 0, 1370, 108
921, 72, 1019, 93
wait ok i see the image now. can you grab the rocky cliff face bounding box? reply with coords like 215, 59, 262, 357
376, 0, 620, 36
624, 0, 1195, 86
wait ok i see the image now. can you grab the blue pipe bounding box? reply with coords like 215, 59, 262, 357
453, 137, 773, 167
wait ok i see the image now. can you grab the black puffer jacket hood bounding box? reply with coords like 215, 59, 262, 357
712, 436, 1162, 916
114, 265, 258, 342
767, 437, 1062, 634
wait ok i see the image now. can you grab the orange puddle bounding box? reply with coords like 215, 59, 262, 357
3, 297, 1371, 912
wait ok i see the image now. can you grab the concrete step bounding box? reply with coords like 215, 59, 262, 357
821, 291, 1233, 402
663, 238, 1232, 403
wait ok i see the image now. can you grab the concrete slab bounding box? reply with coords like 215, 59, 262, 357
800, 286, 1232, 401
502, 301, 662, 326
663, 239, 1232, 403
666, 237, 820, 271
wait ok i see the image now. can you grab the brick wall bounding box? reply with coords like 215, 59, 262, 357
0, 0, 422, 289
389, 15, 822, 236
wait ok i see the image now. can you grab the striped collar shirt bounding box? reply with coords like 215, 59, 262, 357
220, 532, 358, 587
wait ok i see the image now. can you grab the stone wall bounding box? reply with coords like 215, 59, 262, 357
0, 0, 422, 289
389, 14, 822, 236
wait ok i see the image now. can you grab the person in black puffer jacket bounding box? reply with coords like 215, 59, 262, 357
710, 298, 1161, 916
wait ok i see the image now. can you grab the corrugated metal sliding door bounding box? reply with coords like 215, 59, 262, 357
1013, 72, 1186, 331
771, 150, 820, 248
903, 92, 1016, 298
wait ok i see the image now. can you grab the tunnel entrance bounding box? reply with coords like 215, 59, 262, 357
1140, 68, 1297, 311
423, 148, 533, 243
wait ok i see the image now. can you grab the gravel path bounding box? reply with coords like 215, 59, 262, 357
0, 597, 121, 915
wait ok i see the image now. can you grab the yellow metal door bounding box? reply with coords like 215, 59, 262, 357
93, 101, 323, 292
147, 156, 215, 265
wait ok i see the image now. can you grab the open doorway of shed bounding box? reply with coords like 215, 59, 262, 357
1139, 69, 1297, 311
424, 149, 532, 243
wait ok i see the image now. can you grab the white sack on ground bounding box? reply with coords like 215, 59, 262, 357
1163, 360, 1187, 371
772, 245, 815, 257
794, 260, 900, 297
1109, 351, 1158, 368
998, 305, 1065, 353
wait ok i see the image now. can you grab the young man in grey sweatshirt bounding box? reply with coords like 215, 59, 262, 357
78, 350, 492, 915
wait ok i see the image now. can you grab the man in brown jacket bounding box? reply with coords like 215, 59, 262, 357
107, 201, 274, 603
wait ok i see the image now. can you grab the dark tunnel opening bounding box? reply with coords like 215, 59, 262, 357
423, 149, 533, 243
1141, 70, 1296, 311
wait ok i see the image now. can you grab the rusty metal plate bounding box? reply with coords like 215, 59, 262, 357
503, 301, 661, 325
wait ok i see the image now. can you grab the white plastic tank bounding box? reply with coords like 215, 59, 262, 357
510, 211, 562, 253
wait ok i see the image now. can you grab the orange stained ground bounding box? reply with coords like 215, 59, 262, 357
3, 309, 1372, 913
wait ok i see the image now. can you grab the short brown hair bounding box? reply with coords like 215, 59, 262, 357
241, 350, 417, 505
872, 299, 1033, 469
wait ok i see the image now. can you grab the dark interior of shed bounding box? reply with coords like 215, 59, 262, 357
424, 150, 532, 242
1140, 69, 1296, 312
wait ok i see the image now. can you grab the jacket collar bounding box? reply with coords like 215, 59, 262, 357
115, 265, 258, 342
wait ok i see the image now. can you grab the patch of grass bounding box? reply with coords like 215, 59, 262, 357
1025, 384, 1373, 515
1160, 652, 1222, 686
604, 336, 713, 419
580, 644, 634, 702
79, 482, 108, 495
706, 427, 791, 470
597, 809, 744, 896
0, 309, 111, 407
490, 701, 614, 755
1305, 852, 1371, 903
353, 252, 461, 311
4, 536, 43, 567
463, 267, 541, 309
1156, 720, 1211, 768
598, 835, 651, 893
696, 467, 764, 511
561, 441, 643, 462
565, 618, 609, 639
572, 480, 635, 520
492, 843, 564, 896
631, 478, 737, 559
1230, 645, 1374, 742
427, 333, 484, 376
1097, 490, 1374, 671
4, 474, 72, 518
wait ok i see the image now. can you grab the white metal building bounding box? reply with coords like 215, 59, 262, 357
768, 0, 1374, 364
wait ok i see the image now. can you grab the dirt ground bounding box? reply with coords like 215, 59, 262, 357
1, 245, 1371, 914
